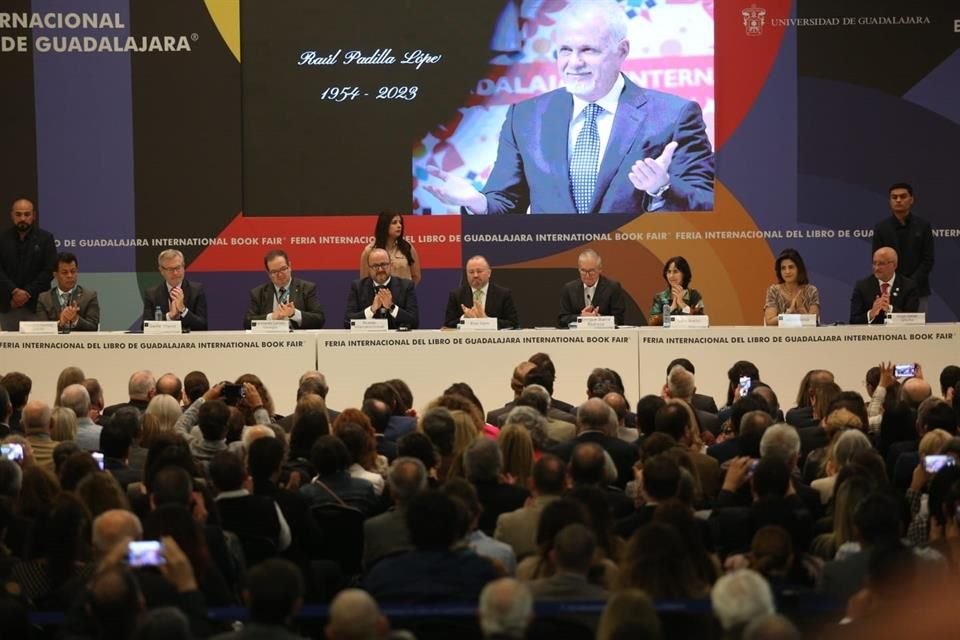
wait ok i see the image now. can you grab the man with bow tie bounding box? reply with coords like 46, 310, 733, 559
142, 248, 209, 331
244, 249, 325, 329
345, 248, 419, 329
850, 247, 920, 324
36, 252, 100, 331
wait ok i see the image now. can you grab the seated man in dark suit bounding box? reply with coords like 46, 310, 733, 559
444, 255, 518, 329
548, 398, 638, 489
35, 252, 100, 331
344, 248, 418, 329
244, 248, 325, 329
850, 247, 920, 324
557, 249, 626, 327
142, 248, 208, 330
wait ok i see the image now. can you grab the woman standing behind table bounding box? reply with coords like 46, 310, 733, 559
649, 256, 705, 326
763, 248, 820, 325
359, 211, 421, 285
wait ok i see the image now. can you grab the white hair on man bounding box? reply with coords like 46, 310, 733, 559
157, 248, 184, 266
557, 0, 630, 48
711, 569, 775, 632
759, 423, 801, 465
478, 578, 533, 639
667, 365, 696, 402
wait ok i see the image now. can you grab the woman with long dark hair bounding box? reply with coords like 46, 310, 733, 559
359, 211, 421, 284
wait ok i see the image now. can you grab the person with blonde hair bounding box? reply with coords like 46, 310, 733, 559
49, 406, 78, 442
596, 588, 662, 640
145, 393, 182, 435
447, 409, 482, 480
53, 366, 85, 407
499, 425, 535, 488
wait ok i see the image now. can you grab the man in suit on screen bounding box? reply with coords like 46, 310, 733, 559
557, 249, 626, 326
142, 248, 208, 331
444, 255, 519, 330
425, 0, 713, 214
244, 249, 325, 329
35, 252, 100, 331
344, 248, 418, 330
849, 247, 920, 325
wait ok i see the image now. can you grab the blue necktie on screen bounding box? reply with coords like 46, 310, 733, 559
570, 103, 602, 214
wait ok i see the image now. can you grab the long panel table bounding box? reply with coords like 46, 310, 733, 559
0, 333, 316, 415
2, 325, 956, 419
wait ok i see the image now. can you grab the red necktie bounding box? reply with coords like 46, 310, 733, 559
881, 282, 890, 297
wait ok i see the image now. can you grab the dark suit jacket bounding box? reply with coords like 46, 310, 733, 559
142, 279, 208, 331
872, 213, 934, 295
244, 278, 325, 329
344, 276, 418, 329
481, 78, 714, 214
474, 480, 530, 535
444, 282, 519, 329
692, 393, 719, 414
557, 274, 627, 327
548, 431, 638, 489
0, 226, 57, 313
35, 286, 100, 331
849, 274, 920, 325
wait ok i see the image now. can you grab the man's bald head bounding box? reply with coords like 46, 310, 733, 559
326, 588, 388, 640
92, 509, 143, 555
511, 361, 536, 395
21, 399, 52, 433
902, 377, 933, 408
577, 397, 617, 435
602, 392, 627, 425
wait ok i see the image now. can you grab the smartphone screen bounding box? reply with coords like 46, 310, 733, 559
894, 364, 916, 378
925, 455, 955, 474
738, 376, 752, 398
92, 452, 105, 470
128, 540, 165, 567
1, 444, 23, 462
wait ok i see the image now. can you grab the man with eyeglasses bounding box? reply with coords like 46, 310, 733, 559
142, 248, 208, 331
556, 249, 626, 327
245, 248, 325, 329
345, 248, 418, 329
443, 255, 518, 329
849, 247, 920, 325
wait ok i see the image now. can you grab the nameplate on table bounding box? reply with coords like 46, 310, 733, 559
777, 314, 818, 328
350, 318, 389, 332
884, 313, 926, 326
251, 319, 291, 333
18, 321, 59, 335
459, 317, 499, 331
143, 320, 183, 335
666, 315, 709, 329
573, 316, 616, 330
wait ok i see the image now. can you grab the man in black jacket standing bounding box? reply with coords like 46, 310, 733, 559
872, 182, 933, 312
0, 198, 57, 330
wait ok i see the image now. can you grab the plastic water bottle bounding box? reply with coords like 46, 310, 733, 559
662, 309, 671, 328
154, 306, 163, 321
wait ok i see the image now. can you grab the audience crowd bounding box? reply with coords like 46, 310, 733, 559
2, 355, 960, 639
